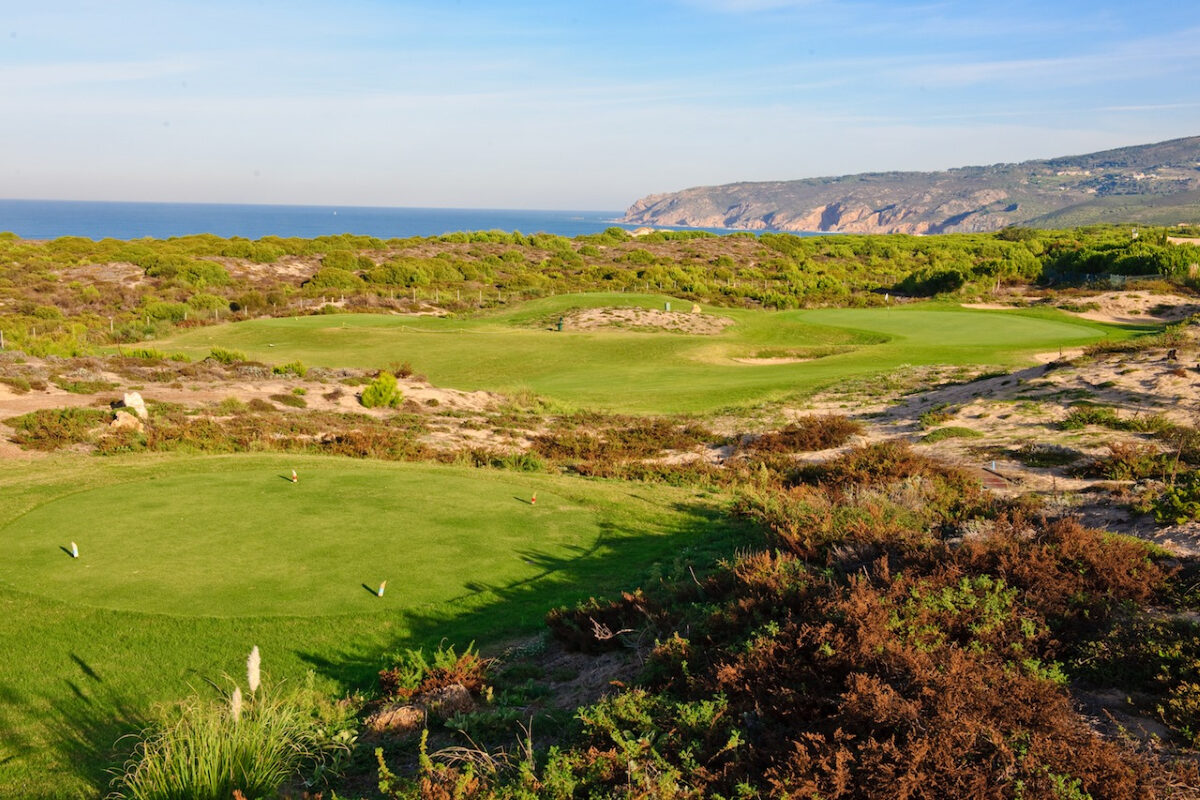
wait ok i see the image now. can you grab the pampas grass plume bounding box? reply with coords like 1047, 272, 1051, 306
247, 646, 261, 694
230, 685, 243, 722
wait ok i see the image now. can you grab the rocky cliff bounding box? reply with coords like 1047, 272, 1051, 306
622, 136, 1200, 234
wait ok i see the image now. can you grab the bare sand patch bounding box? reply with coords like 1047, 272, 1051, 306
731, 356, 810, 365
1031, 347, 1088, 363
960, 303, 1017, 311
1059, 291, 1200, 325
563, 307, 733, 335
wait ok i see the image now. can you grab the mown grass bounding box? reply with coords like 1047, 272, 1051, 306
152, 294, 1138, 414
0, 453, 752, 799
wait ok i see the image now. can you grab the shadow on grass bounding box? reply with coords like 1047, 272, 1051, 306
0, 653, 148, 800
296, 500, 760, 690
0, 499, 759, 797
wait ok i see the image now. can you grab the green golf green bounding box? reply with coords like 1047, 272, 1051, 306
153, 293, 1141, 413
1, 460, 599, 617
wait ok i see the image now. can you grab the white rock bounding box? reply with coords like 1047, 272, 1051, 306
118, 391, 148, 419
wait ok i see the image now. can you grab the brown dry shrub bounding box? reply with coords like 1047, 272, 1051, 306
956, 516, 1170, 626
530, 430, 605, 461
744, 415, 863, 454
546, 590, 661, 653
801, 440, 974, 489
6, 407, 109, 450
708, 568, 1164, 799
734, 484, 935, 561
1083, 442, 1173, 481
378, 650, 491, 703
532, 417, 712, 465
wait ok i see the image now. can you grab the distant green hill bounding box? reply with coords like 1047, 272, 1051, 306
622, 136, 1200, 234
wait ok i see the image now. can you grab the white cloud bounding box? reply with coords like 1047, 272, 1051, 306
678, 0, 823, 10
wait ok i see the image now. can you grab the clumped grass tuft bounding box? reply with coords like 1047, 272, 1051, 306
922, 426, 983, 443
1015, 443, 1081, 468
110, 653, 352, 800
1061, 403, 1174, 434
271, 360, 307, 378
268, 393, 307, 408
917, 403, 957, 429
1082, 320, 1190, 356
215, 397, 247, 415
208, 347, 246, 365
52, 375, 117, 394
0, 375, 32, 393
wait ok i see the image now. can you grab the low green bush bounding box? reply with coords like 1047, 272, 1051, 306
52, 376, 117, 394
378, 642, 488, 701
208, 347, 246, 365
1135, 470, 1200, 524
0, 375, 32, 393
271, 360, 307, 378
361, 371, 402, 409
7, 407, 109, 449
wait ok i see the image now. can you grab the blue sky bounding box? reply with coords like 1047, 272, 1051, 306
2, 0, 1198, 209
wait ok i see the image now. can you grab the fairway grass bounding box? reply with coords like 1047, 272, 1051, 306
153, 294, 1142, 413
0, 453, 750, 798
4, 463, 601, 616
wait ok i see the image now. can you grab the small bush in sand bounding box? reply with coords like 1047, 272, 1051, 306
361, 371, 402, 409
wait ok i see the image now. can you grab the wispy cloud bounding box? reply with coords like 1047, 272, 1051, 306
678, 0, 823, 11
0, 58, 200, 89
895, 26, 1200, 88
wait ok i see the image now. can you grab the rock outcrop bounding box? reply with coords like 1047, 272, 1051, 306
622, 136, 1200, 234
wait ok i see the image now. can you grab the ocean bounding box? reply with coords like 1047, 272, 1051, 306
0, 199, 734, 241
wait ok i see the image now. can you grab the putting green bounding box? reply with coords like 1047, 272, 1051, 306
153, 293, 1140, 413
1, 461, 599, 617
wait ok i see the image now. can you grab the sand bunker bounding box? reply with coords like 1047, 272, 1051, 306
562, 307, 733, 335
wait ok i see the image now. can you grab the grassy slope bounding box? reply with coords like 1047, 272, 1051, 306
0, 453, 751, 799
153, 294, 1138, 414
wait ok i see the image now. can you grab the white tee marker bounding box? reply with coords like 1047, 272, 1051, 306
70, 542, 79, 558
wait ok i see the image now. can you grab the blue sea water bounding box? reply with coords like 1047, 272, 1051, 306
0, 199, 734, 241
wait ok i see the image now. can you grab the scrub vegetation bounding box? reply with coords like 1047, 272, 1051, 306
1, 224, 1199, 799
